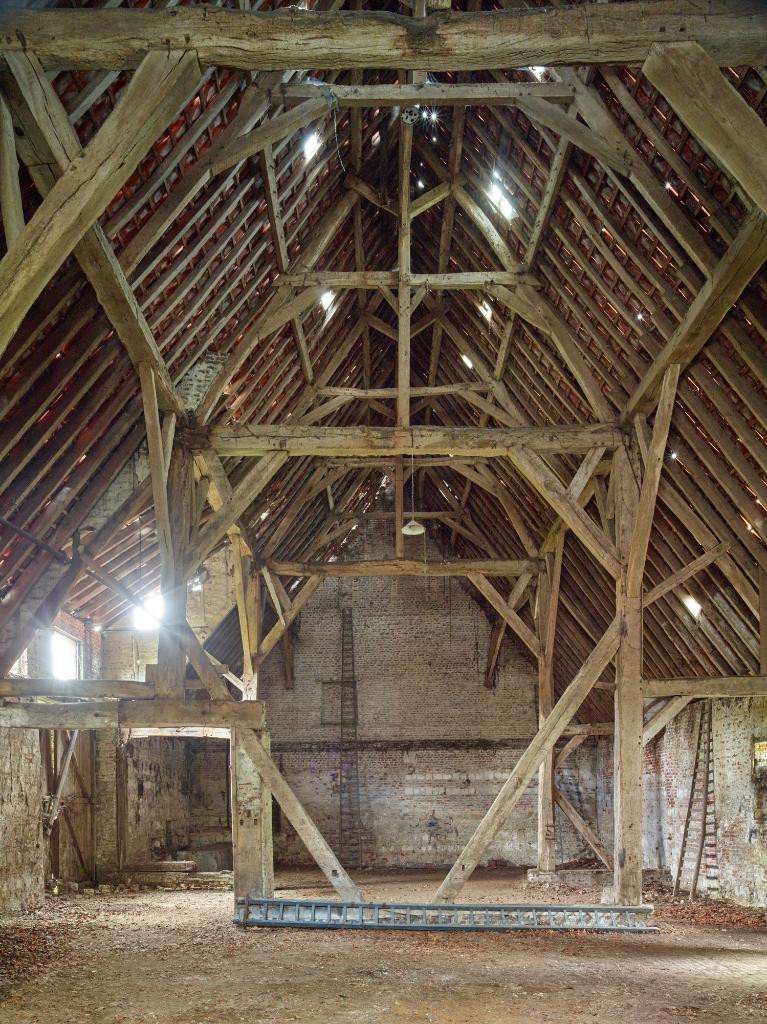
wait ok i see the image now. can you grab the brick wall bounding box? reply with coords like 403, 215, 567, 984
187, 739, 232, 870
9, 501, 764, 906
94, 731, 120, 878
645, 698, 767, 907
84, 450, 148, 533
93, 519, 605, 875
93, 732, 230, 872
259, 522, 603, 869
123, 738, 191, 865
177, 356, 225, 409
712, 698, 767, 905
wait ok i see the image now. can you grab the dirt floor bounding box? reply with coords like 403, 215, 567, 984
1, 869, 766, 1023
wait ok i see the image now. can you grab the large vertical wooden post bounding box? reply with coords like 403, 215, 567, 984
0, 91, 24, 246
231, 569, 272, 896
258, 731, 275, 897
759, 566, 767, 676
232, 530, 257, 692
231, 726, 273, 900
156, 446, 193, 697
613, 444, 643, 904
394, 457, 405, 557
247, 569, 261, 683
535, 570, 556, 873
535, 531, 564, 874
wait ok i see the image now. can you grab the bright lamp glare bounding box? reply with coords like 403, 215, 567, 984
683, 594, 702, 619
480, 301, 493, 322
489, 181, 516, 220
461, 353, 473, 369
133, 593, 165, 631
303, 132, 321, 161
320, 291, 334, 311
529, 66, 547, 81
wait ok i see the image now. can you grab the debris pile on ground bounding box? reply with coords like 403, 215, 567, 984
645, 881, 767, 930
0, 921, 72, 999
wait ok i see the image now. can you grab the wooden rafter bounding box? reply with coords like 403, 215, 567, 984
259, 144, 314, 384
0, 49, 201, 361
0, 51, 185, 412
625, 208, 767, 415
642, 41, 767, 216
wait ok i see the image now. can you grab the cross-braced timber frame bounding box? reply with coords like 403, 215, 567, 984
0, 0, 766, 911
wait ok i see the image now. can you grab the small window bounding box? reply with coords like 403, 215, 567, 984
754, 739, 767, 775
50, 630, 80, 680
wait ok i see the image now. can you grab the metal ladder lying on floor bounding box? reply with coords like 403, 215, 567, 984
234, 897, 657, 933
673, 700, 719, 900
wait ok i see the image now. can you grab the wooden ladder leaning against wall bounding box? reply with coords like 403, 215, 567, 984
672, 700, 720, 900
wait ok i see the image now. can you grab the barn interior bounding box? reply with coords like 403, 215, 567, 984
0, 2, 766, 1022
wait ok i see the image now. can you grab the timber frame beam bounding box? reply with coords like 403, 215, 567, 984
434, 615, 622, 902
204, 423, 624, 458
641, 676, 767, 699
1, 0, 765, 925
0, 48, 201, 362
0, 50, 185, 412
0, 698, 265, 731
265, 558, 542, 577
1, 4, 764, 71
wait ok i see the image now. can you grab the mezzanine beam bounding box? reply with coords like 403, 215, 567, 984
0, 678, 154, 699
641, 676, 767, 699
205, 423, 624, 458
0, 698, 265, 731
1, 3, 763, 71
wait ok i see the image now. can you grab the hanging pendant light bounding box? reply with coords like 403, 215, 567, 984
401, 448, 425, 536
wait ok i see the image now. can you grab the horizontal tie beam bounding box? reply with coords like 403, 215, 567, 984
202, 423, 625, 458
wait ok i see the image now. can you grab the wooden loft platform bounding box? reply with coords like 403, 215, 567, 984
0, 0, 766, 911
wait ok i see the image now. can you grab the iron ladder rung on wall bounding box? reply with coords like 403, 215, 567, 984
235, 898, 658, 934
338, 606, 364, 868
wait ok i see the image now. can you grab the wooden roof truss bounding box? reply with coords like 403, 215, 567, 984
1, 0, 766, 905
